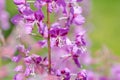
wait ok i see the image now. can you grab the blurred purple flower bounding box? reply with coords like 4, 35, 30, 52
76, 70, 87, 80
111, 64, 120, 80
11, 14, 23, 25
0, 0, 10, 30
14, 73, 25, 80
13, 0, 26, 5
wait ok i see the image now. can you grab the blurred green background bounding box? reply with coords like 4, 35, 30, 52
90, 0, 120, 55
6, 0, 120, 55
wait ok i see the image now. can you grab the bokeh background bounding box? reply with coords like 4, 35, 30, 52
0, 0, 120, 80
90, 0, 120, 56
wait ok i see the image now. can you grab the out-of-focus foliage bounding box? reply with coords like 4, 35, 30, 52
90, 0, 120, 55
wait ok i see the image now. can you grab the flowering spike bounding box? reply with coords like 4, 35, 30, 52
11, 0, 87, 79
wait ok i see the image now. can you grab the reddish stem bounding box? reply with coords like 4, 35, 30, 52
46, 3, 51, 74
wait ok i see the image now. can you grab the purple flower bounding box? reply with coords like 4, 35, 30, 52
0, 0, 10, 30
0, 0, 5, 10
75, 31, 86, 46
33, 56, 42, 64
24, 66, 32, 76
34, 9, 44, 22
0, 11, 10, 30
70, 6, 82, 15
12, 55, 21, 62
13, 0, 26, 5
99, 76, 108, 80
76, 70, 87, 80
48, 3, 53, 13
14, 73, 24, 80
11, 14, 23, 25
11, 4, 35, 34
73, 54, 81, 68
49, 25, 69, 47
73, 15, 85, 25
38, 40, 47, 48
49, 27, 69, 38
55, 0, 67, 14
34, 0, 46, 9
24, 22, 34, 34
50, 22, 69, 37
17, 45, 31, 56
14, 65, 23, 72
87, 71, 97, 80
57, 68, 71, 80
24, 12, 35, 22
17, 4, 30, 14
67, 6, 85, 26
111, 64, 120, 80
66, 45, 82, 67
38, 21, 48, 38
24, 54, 47, 76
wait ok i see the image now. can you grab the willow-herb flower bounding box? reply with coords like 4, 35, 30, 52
11, 0, 87, 80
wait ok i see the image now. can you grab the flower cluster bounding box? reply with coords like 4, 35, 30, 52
12, 0, 87, 80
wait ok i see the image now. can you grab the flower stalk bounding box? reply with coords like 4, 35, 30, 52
46, 3, 51, 74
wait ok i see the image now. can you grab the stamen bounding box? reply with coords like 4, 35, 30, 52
80, 46, 87, 53
58, 17, 68, 21
60, 54, 71, 59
